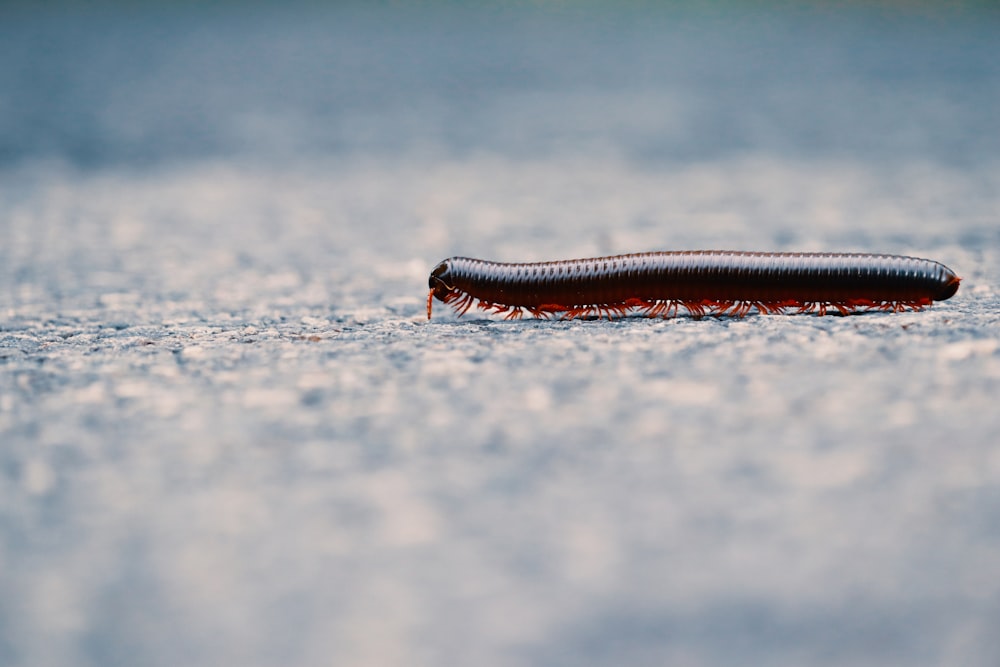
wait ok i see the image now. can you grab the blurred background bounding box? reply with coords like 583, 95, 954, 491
2, 2, 999, 666
2, 0, 999, 169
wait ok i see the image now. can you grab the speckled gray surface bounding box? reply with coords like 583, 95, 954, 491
2, 4, 1000, 666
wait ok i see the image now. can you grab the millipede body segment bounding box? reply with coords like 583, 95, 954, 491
427, 251, 960, 320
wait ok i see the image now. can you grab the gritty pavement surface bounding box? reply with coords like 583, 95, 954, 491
2, 4, 1000, 666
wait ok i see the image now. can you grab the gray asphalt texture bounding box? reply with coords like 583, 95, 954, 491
2, 3, 1000, 666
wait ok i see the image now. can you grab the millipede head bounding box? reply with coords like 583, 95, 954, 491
427, 259, 456, 319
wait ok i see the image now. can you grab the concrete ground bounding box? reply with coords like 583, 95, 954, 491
2, 3, 999, 666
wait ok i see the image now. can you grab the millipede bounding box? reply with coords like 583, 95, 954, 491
426, 251, 960, 320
